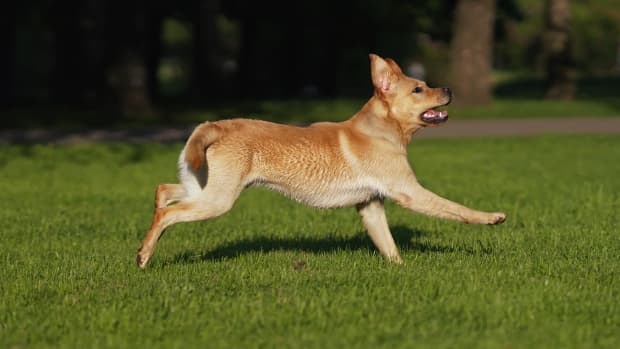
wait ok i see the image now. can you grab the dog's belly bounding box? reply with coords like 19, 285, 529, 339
251, 180, 380, 208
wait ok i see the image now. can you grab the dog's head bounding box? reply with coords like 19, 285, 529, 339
369, 54, 452, 127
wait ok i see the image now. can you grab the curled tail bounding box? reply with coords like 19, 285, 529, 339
185, 122, 221, 170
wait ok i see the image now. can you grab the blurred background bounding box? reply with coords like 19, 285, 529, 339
1, 0, 619, 128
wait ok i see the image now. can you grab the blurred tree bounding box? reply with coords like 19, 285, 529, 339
494, 0, 525, 70
104, 0, 155, 114
51, 0, 107, 106
145, 1, 164, 103
0, 1, 16, 106
192, 0, 222, 98
500, 0, 618, 77
8, 0, 619, 117
222, 0, 267, 97
449, 0, 496, 105
223, 0, 424, 98
572, 2, 620, 74
543, 0, 575, 100
49, 0, 162, 113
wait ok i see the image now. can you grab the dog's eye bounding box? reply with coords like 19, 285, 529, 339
413, 86, 423, 93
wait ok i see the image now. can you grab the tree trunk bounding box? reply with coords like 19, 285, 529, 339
449, 0, 496, 105
543, 0, 576, 100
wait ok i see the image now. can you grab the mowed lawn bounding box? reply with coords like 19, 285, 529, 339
1, 135, 618, 348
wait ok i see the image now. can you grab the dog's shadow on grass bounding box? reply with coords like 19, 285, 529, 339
161, 225, 494, 268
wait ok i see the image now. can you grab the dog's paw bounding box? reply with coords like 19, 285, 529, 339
136, 248, 151, 269
386, 253, 404, 265
487, 212, 506, 225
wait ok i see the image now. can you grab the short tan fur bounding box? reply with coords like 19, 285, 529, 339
136, 54, 506, 269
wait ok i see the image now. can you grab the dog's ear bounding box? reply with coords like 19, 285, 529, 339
385, 58, 404, 75
369, 53, 399, 95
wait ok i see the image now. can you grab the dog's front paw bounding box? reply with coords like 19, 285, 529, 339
487, 212, 506, 225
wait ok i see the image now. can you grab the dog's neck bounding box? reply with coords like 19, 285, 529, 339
350, 96, 424, 148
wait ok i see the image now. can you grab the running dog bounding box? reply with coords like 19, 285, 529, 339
136, 54, 506, 269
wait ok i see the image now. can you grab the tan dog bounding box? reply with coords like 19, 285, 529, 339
136, 54, 506, 269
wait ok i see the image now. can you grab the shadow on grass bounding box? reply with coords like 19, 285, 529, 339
160, 225, 493, 268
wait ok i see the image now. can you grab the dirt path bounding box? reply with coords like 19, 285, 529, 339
1, 117, 619, 145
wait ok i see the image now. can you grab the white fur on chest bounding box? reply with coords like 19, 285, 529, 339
256, 179, 380, 208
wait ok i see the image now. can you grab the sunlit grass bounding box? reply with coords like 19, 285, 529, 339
1, 135, 619, 348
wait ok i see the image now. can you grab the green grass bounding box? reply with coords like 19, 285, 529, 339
1, 135, 619, 348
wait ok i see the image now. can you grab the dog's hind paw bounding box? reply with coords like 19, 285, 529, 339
136, 248, 151, 269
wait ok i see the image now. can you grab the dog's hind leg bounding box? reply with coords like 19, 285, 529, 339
155, 183, 187, 208
137, 179, 243, 269
357, 198, 403, 264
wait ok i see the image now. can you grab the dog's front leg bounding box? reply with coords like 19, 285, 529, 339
357, 198, 403, 263
390, 175, 506, 225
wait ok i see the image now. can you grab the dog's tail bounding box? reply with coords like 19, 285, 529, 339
184, 122, 221, 170
177, 122, 221, 198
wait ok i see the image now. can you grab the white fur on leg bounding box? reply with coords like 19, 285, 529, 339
177, 148, 207, 198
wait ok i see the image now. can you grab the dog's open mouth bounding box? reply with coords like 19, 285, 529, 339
420, 109, 449, 124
